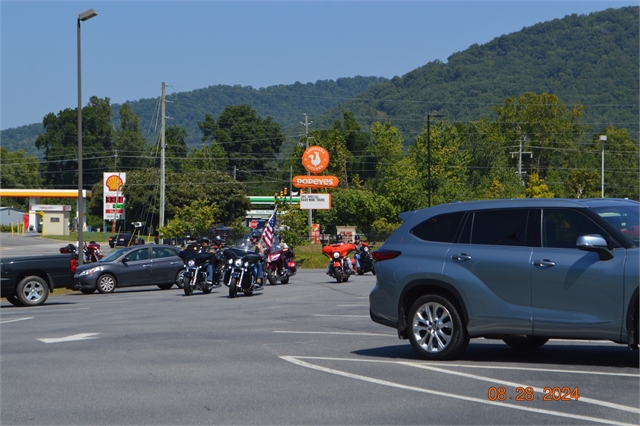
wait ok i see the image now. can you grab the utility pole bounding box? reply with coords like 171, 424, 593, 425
301, 114, 313, 239
159, 82, 166, 228
510, 135, 532, 181
112, 150, 118, 233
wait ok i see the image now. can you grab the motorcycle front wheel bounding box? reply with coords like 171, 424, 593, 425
229, 277, 238, 298
267, 270, 277, 286
334, 268, 343, 283
184, 277, 194, 296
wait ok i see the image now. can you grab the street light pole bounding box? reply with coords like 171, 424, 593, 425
427, 113, 442, 207
600, 135, 607, 198
77, 8, 97, 266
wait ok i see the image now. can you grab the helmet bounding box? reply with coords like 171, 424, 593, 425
354, 234, 361, 241
213, 235, 223, 245
199, 237, 210, 245
283, 243, 289, 250
250, 231, 261, 240
336, 234, 343, 242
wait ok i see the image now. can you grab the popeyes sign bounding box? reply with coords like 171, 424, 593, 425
298, 146, 339, 189
293, 175, 339, 189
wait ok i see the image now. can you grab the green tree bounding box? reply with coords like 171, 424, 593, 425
163, 125, 189, 173
410, 121, 471, 205
316, 188, 395, 235
35, 96, 113, 190
596, 127, 639, 200
525, 173, 554, 198
493, 92, 587, 178
370, 122, 424, 213
158, 199, 218, 240
113, 104, 150, 171
122, 169, 250, 228
274, 198, 310, 250
565, 169, 600, 199
213, 105, 285, 180
0, 148, 41, 189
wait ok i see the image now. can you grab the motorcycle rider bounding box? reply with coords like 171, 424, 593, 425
198, 237, 220, 287
282, 242, 294, 275
250, 231, 265, 288
353, 234, 363, 270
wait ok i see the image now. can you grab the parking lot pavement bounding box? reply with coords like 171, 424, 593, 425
1, 269, 638, 425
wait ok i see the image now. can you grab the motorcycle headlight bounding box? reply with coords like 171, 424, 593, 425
228, 259, 233, 265
188, 259, 195, 267
364, 246, 369, 252
234, 259, 243, 267
78, 266, 103, 276
333, 252, 340, 259
244, 261, 249, 268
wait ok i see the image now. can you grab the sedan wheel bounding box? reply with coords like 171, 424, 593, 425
408, 295, 469, 360
96, 274, 116, 294
175, 269, 185, 289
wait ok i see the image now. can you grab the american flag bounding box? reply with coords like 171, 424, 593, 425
262, 206, 278, 251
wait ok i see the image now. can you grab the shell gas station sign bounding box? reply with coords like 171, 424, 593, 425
103, 172, 126, 220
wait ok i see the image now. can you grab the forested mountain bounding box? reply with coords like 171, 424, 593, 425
0, 77, 387, 156
307, 6, 638, 143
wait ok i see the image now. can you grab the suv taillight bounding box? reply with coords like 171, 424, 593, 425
371, 250, 401, 262
70, 258, 77, 273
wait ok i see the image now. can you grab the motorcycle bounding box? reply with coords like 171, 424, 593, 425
222, 239, 264, 298
265, 244, 297, 285
356, 243, 376, 275
179, 244, 216, 296
323, 242, 356, 283
59, 241, 103, 263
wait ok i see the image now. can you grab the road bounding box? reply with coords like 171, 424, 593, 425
1, 236, 639, 425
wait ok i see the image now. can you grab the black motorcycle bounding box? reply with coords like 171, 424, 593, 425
356, 243, 376, 275
179, 244, 216, 296
222, 241, 263, 298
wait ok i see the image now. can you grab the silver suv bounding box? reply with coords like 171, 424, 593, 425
369, 198, 639, 360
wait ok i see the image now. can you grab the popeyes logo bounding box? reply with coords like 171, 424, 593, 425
302, 146, 330, 173
293, 175, 339, 189
105, 174, 124, 192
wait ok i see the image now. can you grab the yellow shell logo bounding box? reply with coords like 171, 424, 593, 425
106, 175, 124, 192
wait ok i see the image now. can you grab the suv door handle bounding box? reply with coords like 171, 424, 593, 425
452, 254, 472, 261
143, 264, 152, 268
533, 259, 556, 268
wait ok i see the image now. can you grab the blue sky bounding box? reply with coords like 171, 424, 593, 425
1, 0, 637, 130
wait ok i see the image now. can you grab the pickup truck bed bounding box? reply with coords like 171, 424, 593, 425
1, 253, 76, 307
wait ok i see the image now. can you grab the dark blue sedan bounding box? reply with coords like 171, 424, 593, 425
73, 245, 184, 294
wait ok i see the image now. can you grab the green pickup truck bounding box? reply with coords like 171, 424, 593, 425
1, 253, 76, 307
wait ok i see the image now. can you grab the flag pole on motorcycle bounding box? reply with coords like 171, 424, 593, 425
261, 205, 277, 251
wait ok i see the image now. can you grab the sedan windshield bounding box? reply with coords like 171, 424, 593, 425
593, 206, 640, 247
100, 248, 130, 263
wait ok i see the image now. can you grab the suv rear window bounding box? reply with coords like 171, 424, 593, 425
462, 209, 530, 246
410, 212, 464, 242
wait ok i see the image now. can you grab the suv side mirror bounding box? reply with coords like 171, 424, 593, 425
576, 234, 613, 261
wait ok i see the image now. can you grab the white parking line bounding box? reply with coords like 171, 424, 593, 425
281, 356, 638, 426
401, 361, 640, 414
0, 307, 90, 315
430, 362, 639, 377
0, 317, 33, 324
